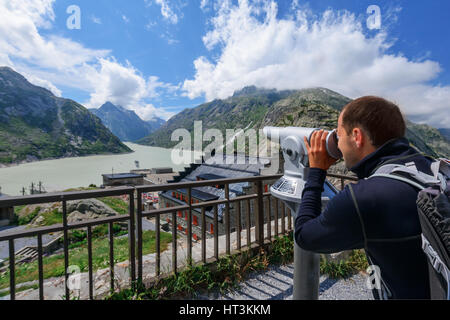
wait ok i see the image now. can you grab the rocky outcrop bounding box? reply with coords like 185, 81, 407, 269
26, 199, 121, 228
66, 199, 118, 224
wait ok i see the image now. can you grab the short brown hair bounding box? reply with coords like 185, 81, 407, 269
341, 96, 406, 148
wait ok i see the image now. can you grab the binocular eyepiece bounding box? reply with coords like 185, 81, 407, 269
263, 126, 342, 167
262, 126, 340, 215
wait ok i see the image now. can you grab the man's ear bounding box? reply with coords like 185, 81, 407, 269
352, 128, 363, 148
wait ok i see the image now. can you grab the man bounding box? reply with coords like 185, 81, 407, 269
295, 96, 431, 299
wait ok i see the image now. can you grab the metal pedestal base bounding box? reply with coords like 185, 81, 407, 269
293, 238, 320, 300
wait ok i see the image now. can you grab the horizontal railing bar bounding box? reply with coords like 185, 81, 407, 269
0, 173, 356, 209
228, 194, 258, 203
137, 172, 355, 193
142, 205, 189, 218
0, 215, 132, 242
141, 194, 262, 218
136, 174, 283, 193
0, 186, 134, 208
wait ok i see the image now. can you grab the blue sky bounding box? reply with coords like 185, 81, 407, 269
1, 0, 449, 128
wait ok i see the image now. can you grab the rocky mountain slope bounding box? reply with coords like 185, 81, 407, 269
0, 67, 132, 165
137, 86, 449, 159
438, 128, 450, 142
89, 102, 165, 142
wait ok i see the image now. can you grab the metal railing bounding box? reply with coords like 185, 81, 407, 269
0, 173, 358, 300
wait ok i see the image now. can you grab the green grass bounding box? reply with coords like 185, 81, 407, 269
107, 234, 292, 300
107, 233, 369, 300
40, 208, 63, 226
320, 249, 369, 279
97, 197, 129, 215
13, 205, 26, 216
17, 207, 41, 225
0, 230, 172, 290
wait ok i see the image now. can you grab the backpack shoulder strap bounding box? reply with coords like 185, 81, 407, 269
367, 161, 443, 191
431, 159, 450, 179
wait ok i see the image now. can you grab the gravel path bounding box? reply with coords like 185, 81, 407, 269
196, 263, 373, 300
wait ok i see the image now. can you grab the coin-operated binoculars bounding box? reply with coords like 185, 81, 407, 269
263, 127, 342, 300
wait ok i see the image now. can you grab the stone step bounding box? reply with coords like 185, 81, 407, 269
15, 246, 39, 260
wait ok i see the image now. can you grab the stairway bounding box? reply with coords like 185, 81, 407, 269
15, 246, 38, 263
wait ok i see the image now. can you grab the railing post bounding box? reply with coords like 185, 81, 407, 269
136, 190, 143, 283
128, 191, 136, 288
187, 188, 192, 265
87, 226, 93, 300
214, 205, 219, 260
155, 212, 161, 277
108, 222, 115, 294
172, 210, 177, 275
255, 180, 264, 247
8, 239, 15, 300
266, 197, 271, 240
201, 207, 206, 263
62, 199, 69, 300
37, 234, 44, 300
236, 200, 241, 251
225, 184, 230, 255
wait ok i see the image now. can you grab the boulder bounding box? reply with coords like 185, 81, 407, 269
67, 199, 117, 217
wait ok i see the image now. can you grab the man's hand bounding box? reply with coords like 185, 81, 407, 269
303, 129, 338, 171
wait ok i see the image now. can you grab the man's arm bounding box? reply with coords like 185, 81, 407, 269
294, 168, 364, 254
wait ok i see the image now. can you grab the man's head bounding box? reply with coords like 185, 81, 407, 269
337, 96, 406, 169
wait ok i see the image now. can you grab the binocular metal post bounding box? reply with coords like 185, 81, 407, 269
290, 200, 330, 300
293, 239, 320, 300
262, 126, 339, 300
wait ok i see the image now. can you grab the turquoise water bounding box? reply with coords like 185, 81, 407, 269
0, 143, 201, 196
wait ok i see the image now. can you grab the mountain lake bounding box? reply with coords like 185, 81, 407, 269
0, 143, 202, 196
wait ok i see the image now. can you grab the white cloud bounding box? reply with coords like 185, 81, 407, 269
91, 15, 102, 24
131, 103, 176, 121
122, 14, 130, 23
145, 20, 157, 30
0, 2, 109, 71
200, 0, 209, 11
2, 0, 55, 29
0, 0, 176, 121
84, 59, 178, 120
145, 0, 179, 24
183, 0, 450, 128
22, 71, 62, 96
86, 58, 148, 108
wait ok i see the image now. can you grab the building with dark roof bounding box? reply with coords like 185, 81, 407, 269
158, 153, 279, 241
102, 173, 145, 187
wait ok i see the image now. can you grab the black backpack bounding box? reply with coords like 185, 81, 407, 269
369, 158, 450, 300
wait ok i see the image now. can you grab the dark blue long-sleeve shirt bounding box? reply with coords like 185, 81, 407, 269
294, 137, 431, 299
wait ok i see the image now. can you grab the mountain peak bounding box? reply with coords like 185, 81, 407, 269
100, 101, 127, 112
0, 65, 54, 97
90, 102, 165, 141
232, 86, 277, 97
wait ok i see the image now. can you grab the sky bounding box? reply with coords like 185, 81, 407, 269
0, 0, 449, 128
